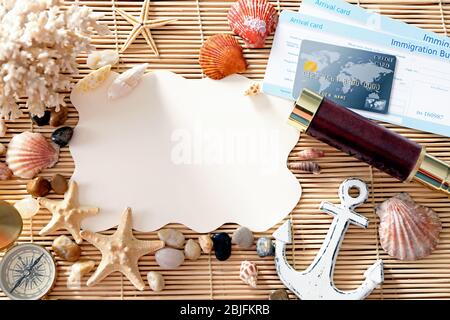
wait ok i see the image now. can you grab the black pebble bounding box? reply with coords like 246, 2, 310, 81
212, 232, 232, 261
51, 126, 73, 147
31, 111, 51, 126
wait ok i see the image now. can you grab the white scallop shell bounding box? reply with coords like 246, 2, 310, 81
376, 192, 441, 261
6, 131, 59, 179
108, 63, 148, 100
240, 260, 258, 288
87, 50, 119, 70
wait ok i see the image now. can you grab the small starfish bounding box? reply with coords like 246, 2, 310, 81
81, 208, 165, 291
115, 0, 177, 55
39, 181, 99, 244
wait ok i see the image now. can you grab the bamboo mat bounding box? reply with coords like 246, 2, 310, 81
0, 0, 449, 300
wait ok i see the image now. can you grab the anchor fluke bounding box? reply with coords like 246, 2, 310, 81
273, 220, 292, 244
364, 259, 384, 286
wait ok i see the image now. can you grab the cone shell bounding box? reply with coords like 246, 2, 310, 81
199, 34, 247, 80
227, 0, 278, 48
376, 193, 441, 261
240, 260, 258, 288
6, 132, 59, 179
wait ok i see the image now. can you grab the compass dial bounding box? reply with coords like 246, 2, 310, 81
0, 243, 56, 300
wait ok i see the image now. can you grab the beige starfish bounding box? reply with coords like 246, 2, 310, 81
115, 0, 177, 55
39, 181, 99, 244
80, 208, 165, 291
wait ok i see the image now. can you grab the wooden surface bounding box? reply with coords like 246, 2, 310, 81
1, 0, 450, 300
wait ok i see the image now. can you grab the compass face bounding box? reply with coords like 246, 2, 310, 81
0, 243, 56, 300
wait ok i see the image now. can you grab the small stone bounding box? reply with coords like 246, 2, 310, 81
0, 163, 12, 181
51, 174, 68, 194
157, 228, 185, 249
0, 143, 6, 156
27, 177, 51, 197
212, 232, 232, 261
269, 289, 289, 300
147, 271, 165, 292
52, 235, 81, 262
0, 119, 6, 137
14, 197, 40, 219
50, 107, 68, 127
184, 239, 201, 261
155, 248, 185, 269
232, 226, 254, 249
51, 126, 73, 147
67, 260, 96, 289
198, 234, 213, 254
31, 111, 51, 126
256, 237, 275, 257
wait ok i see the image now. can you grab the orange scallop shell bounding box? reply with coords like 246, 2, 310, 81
376, 193, 441, 261
199, 34, 247, 80
227, 0, 278, 48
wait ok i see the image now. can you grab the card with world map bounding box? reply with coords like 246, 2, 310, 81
293, 40, 396, 114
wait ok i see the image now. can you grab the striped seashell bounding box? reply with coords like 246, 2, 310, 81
75, 64, 111, 92
0, 162, 12, 181
108, 63, 148, 100
199, 34, 247, 80
290, 148, 324, 160
6, 132, 59, 179
240, 260, 258, 288
227, 0, 278, 48
288, 161, 321, 174
376, 193, 441, 261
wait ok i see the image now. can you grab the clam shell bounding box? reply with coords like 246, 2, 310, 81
227, 0, 278, 48
376, 192, 441, 261
199, 34, 247, 80
240, 260, 258, 288
6, 132, 59, 179
87, 50, 119, 70
108, 63, 148, 100
75, 65, 111, 92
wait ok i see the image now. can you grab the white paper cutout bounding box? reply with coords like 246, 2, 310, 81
70, 70, 301, 232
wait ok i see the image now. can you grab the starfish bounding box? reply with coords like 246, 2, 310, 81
39, 181, 99, 244
80, 208, 165, 291
115, 0, 177, 55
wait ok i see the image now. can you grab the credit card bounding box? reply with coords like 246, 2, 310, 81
293, 40, 397, 114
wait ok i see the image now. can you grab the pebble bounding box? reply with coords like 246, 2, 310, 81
51, 174, 68, 194
184, 239, 201, 261
155, 248, 185, 269
0, 143, 6, 156
51, 126, 73, 147
198, 234, 213, 254
232, 226, 254, 248
269, 289, 289, 300
67, 260, 95, 289
157, 228, 185, 249
50, 107, 68, 127
52, 235, 81, 262
14, 197, 40, 219
256, 237, 275, 257
147, 271, 165, 292
0, 163, 12, 181
31, 111, 51, 126
212, 233, 232, 261
27, 177, 51, 197
0, 119, 6, 137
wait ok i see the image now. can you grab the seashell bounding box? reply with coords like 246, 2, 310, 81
14, 196, 40, 219
198, 234, 213, 254
240, 260, 258, 288
269, 288, 289, 300
0, 162, 12, 181
184, 239, 201, 261
75, 65, 111, 92
290, 148, 324, 160
227, 0, 278, 48
147, 271, 165, 292
376, 192, 441, 261
155, 248, 185, 269
256, 237, 274, 257
199, 34, 247, 80
0, 119, 6, 137
288, 161, 321, 174
52, 235, 81, 262
212, 232, 232, 261
87, 50, 119, 70
108, 63, 148, 100
158, 228, 185, 249
232, 226, 254, 248
67, 260, 96, 289
244, 82, 261, 96
6, 132, 59, 179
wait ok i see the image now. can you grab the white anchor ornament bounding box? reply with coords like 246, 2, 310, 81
273, 178, 384, 300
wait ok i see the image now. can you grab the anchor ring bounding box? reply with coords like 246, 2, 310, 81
339, 178, 369, 210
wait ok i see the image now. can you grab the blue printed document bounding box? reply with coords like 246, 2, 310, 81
262, 10, 450, 137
